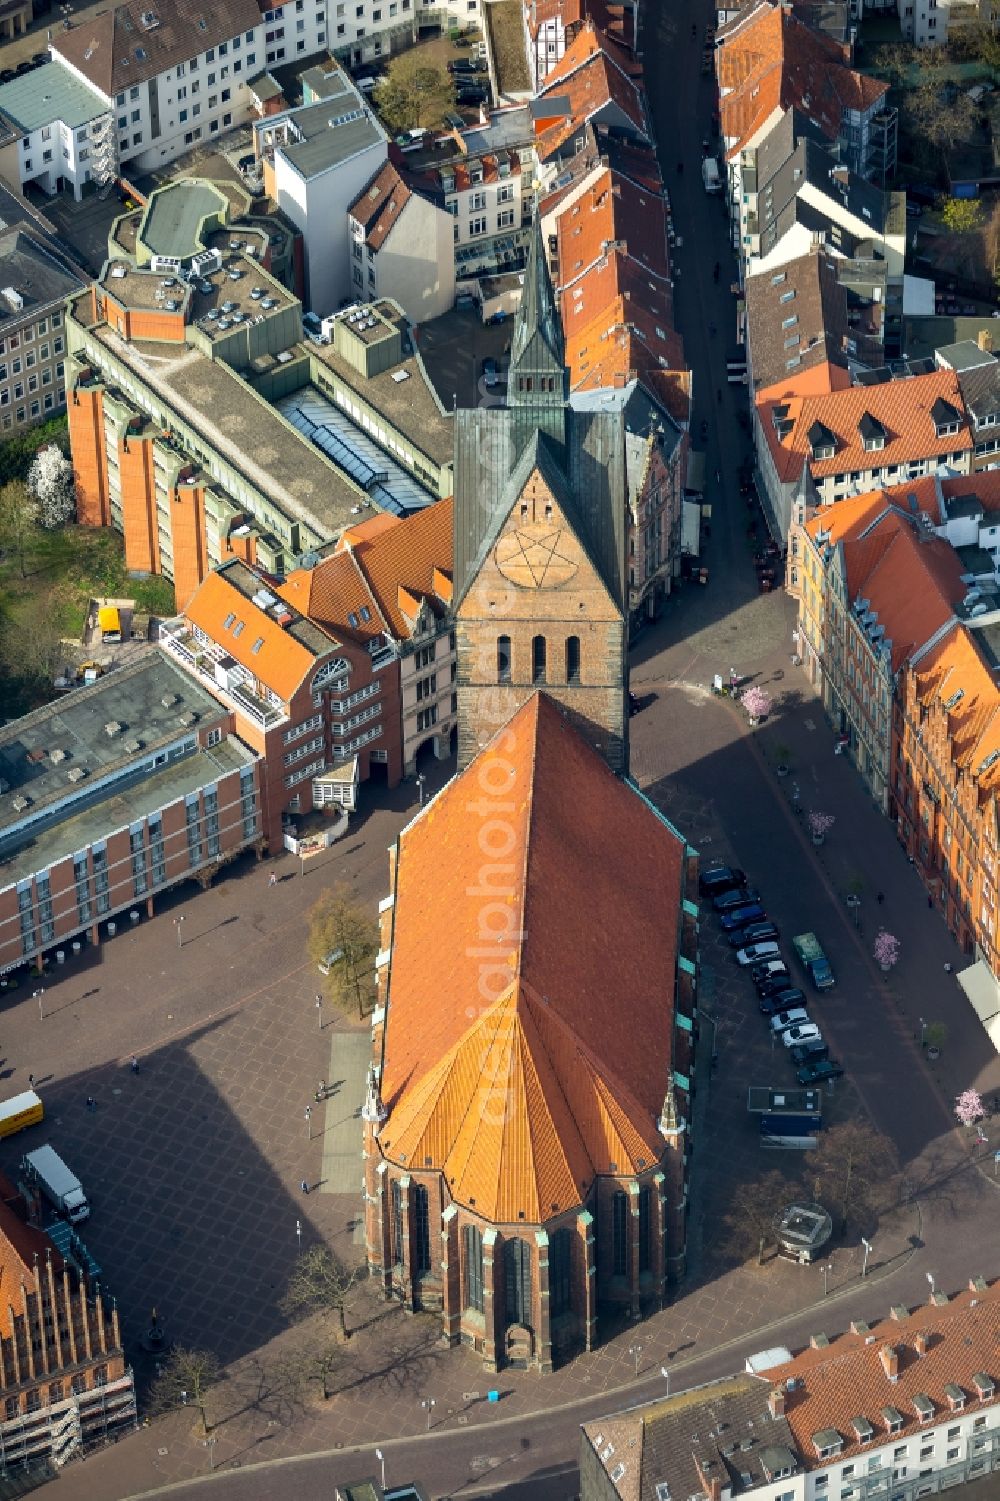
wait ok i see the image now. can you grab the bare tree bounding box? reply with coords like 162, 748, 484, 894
281, 1244, 362, 1342
147, 1346, 222, 1435
906, 83, 978, 175
723, 1169, 796, 1266
307, 885, 378, 1018
809, 1120, 898, 1234
373, 52, 456, 133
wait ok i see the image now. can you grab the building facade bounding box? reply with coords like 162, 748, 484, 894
0, 229, 81, 437
0, 656, 262, 978
348, 162, 456, 324
582, 1278, 1000, 1501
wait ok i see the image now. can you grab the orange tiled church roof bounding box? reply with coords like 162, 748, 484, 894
379, 692, 685, 1222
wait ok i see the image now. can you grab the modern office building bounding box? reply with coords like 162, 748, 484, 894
0, 655, 262, 978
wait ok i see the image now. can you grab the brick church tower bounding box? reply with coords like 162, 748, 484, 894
452, 219, 629, 773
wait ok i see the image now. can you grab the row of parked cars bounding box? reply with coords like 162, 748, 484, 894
700, 865, 844, 1087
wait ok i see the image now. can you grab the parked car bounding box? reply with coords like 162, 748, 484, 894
700, 866, 746, 896
457, 85, 488, 105
770, 1007, 811, 1034
735, 921, 779, 946
736, 940, 781, 967
759, 988, 806, 1015
781, 1022, 822, 1049
713, 885, 759, 912
0, 69, 15, 82
720, 904, 766, 933
753, 961, 790, 988
32, 52, 49, 65
448, 56, 486, 72
797, 1058, 843, 1085
789, 1038, 828, 1064
482, 357, 500, 388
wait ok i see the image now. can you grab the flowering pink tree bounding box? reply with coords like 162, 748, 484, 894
955, 1088, 986, 1127
808, 812, 835, 840
742, 686, 772, 722
873, 929, 900, 970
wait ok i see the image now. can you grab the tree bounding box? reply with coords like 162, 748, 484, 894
373, 52, 456, 133
0, 480, 39, 578
955, 1088, 985, 1127
907, 83, 978, 172
940, 197, 984, 234
741, 685, 771, 722
809, 1120, 898, 1234
26, 444, 76, 529
147, 1346, 222, 1435
307, 884, 378, 1018
873, 929, 901, 970
723, 1169, 794, 1266
281, 1243, 361, 1342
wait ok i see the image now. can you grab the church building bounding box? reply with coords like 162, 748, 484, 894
361, 223, 698, 1372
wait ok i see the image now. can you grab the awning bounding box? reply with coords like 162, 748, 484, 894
686, 449, 706, 495
957, 959, 1000, 1054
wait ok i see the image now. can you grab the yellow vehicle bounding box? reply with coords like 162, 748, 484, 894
98, 604, 122, 643
0, 1090, 43, 1139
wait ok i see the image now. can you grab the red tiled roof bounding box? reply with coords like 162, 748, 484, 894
349, 161, 413, 252
757, 370, 972, 485
186, 570, 328, 700
535, 22, 648, 156
716, 4, 886, 159
526, 0, 634, 50
556, 166, 669, 288
764, 1282, 1000, 1468
378, 692, 685, 1222
841, 510, 967, 672
913, 628, 1000, 796
279, 549, 387, 644
349, 497, 454, 639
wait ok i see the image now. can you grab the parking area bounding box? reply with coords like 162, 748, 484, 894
414, 304, 512, 409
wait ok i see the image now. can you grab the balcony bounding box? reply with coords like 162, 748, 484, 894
160, 620, 287, 731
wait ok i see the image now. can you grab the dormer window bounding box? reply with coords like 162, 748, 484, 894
913, 1394, 935, 1423
973, 1373, 995, 1399
945, 1384, 966, 1411
808, 419, 837, 461
882, 1407, 905, 1434
812, 1430, 844, 1459
931, 396, 962, 437
859, 412, 887, 453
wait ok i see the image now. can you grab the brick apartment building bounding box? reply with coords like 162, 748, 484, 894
788, 472, 1000, 980
160, 558, 402, 845
0, 655, 261, 979
0, 1177, 135, 1471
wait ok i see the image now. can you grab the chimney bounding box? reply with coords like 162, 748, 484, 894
978, 328, 994, 355
913, 1331, 928, 1356
880, 1345, 899, 1382
693, 1458, 722, 1501
768, 1387, 786, 1418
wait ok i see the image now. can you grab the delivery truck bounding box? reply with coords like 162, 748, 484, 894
0, 1090, 43, 1139
21, 1145, 90, 1223
759, 1112, 822, 1149
793, 932, 835, 990
702, 157, 721, 193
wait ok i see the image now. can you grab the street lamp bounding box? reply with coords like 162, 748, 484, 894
296, 1218, 302, 1251
919, 1016, 926, 1047
860, 1237, 872, 1278
305, 1104, 312, 1139
417, 773, 426, 807
823, 1262, 833, 1297
375, 1448, 386, 1492
660, 1365, 671, 1395
629, 1342, 642, 1377
420, 1396, 435, 1431
32, 988, 44, 1021
174, 915, 186, 949
927, 1270, 936, 1295
315, 994, 323, 1030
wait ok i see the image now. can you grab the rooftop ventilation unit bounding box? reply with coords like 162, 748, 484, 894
151, 255, 182, 275
2, 287, 24, 313
164, 299, 178, 311
110, 265, 127, 279
192, 247, 223, 276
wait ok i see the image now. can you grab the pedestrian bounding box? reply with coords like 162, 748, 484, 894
86, 1095, 96, 1112
27, 1074, 35, 1090
268, 871, 278, 888
130, 1054, 139, 1073
316, 1080, 326, 1101
300, 1179, 309, 1195
927, 894, 933, 909
876, 891, 885, 905
944, 962, 953, 974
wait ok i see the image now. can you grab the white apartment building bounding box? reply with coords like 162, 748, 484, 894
436, 141, 534, 276
256, 69, 388, 313
898, 0, 948, 44
0, 64, 112, 200
348, 161, 455, 322
583, 1279, 1000, 1501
